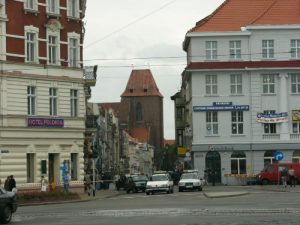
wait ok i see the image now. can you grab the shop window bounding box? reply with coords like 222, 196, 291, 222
231, 151, 246, 174
264, 150, 278, 166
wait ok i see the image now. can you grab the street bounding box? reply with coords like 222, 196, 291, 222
12, 185, 300, 225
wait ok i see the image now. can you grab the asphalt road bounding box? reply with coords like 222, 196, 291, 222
13, 186, 300, 225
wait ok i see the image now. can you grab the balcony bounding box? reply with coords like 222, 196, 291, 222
290, 134, 300, 140
83, 66, 97, 87
262, 134, 280, 140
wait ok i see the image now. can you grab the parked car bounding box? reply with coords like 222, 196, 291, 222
146, 172, 174, 195
258, 163, 300, 185
178, 172, 203, 192
0, 188, 17, 224
125, 175, 148, 193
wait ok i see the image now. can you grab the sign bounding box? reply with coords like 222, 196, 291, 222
28, 118, 64, 127
292, 110, 300, 121
177, 147, 187, 156
256, 112, 288, 123
193, 103, 249, 112
274, 151, 284, 161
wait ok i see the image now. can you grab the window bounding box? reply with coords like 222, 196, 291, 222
47, 0, 59, 14
27, 86, 36, 115
68, 0, 78, 18
264, 150, 278, 166
291, 39, 300, 59
26, 32, 37, 63
263, 110, 276, 134
25, 0, 37, 10
135, 102, 142, 121
49, 88, 57, 116
70, 89, 78, 117
176, 107, 185, 121
262, 40, 274, 58
229, 40, 241, 59
71, 153, 78, 180
262, 74, 275, 94
69, 38, 78, 67
230, 74, 242, 94
205, 41, 217, 60
176, 129, 183, 147
292, 150, 300, 163
205, 75, 217, 95
231, 152, 246, 174
48, 35, 58, 65
291, 74, 300, 93
292, 122, 300, 133
232, 111, 243, 134
206, 112, 218, 135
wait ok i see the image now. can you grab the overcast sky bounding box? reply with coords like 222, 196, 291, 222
83, 0, 224, 139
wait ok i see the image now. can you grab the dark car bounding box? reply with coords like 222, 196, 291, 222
0, 188, 18, 224
125, 175, 148, 193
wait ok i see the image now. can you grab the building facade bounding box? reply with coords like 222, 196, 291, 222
179, 0, 300, 184
0, 0, 94, 191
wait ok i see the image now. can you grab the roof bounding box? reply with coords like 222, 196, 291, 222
131, 127, 149, 143
186, 60, 300, 70
121, 69, 163, 97
98, 102, 130, 123
189, 0, 300, 33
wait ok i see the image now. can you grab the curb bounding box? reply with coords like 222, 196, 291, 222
203, 191, 249, 198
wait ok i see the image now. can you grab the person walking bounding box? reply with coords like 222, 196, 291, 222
4, 176, 10, 191
41, 176, 48, 192
62, 172, 70, 192
288, 167, 296, 187
281, 167, 288, 188
8, 175, 16, 191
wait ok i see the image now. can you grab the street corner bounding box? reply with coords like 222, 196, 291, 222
203, 191, 250, 198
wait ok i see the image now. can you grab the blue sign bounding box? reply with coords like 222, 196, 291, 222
193, 105, 249, 112
274, 151, 284, 161
28, 118, 64, 127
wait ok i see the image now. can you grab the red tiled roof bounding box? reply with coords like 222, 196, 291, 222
190, 0, 300, 33
187, 60, 300, 70
121, 69, 163, 97
131, 127, 149, 143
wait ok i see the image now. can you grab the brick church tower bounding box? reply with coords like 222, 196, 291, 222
121, 69, 164, 165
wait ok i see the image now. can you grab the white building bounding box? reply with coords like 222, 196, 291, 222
181, 0, 300, 184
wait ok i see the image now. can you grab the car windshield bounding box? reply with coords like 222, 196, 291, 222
151, 174, 168, 181
181, 173, 198, 179
132, 175, 148, 181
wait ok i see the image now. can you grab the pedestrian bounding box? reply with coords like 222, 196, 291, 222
62, 172, 70, 192
281, 167, 288, 188
210, 169, 216, 186
8, 175, 16, 192
288, 167, 296, 187
4, 176, 10, 191
41, 176, 48, 192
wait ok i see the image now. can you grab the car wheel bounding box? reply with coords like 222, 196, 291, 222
198, 187, 203, 191
178, 187, 183, 192
171, 187, 174, 193
146, 191, 150, 195
262, 179, 269, 185
1, 206, 12, 224
126, 189, 130, 194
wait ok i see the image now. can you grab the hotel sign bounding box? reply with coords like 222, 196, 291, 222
256, 112, 288, 123
292, 110, 300, 121
193, 102, 249, 112
28, 118, 64, 127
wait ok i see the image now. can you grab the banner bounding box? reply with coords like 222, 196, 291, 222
256, 112, 288, 123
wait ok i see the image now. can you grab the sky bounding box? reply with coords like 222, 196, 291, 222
83, 0, 225, 139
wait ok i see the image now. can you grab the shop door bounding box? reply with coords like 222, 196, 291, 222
205, 151, 221, 183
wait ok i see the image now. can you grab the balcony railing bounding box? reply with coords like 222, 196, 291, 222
290, 134, 300, 140
262, 134, 280, 140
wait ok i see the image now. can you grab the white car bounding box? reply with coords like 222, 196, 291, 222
178, 172, 203, 192
146, 173, 174, 195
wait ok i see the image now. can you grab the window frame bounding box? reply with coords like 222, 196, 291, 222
70, 89, 78, 117
231, 111, 244, 135
205, 75, 217, 95
262, 74, 276, 94
206, 111, 218, 135
67, 0, 79, 18
47, 35, 59, 65
231, 152, 246, 175
205, 41, 218, 60
229, 40, 241, 59
49, 87, 58, 116
263, 110, 277, 134
176, 129, 184, 147
262, 40, 274, 59
47, 0, 59, 15
68, 33, 80, 68
24, 0, 38, 11
230, 74, 242, 94
27, 86, 36, 116
291, 39, 300, 59
291, 73, 300, 94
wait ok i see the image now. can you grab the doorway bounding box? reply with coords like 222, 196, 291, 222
48, 153, 60, 183
205, 151, 221, 183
